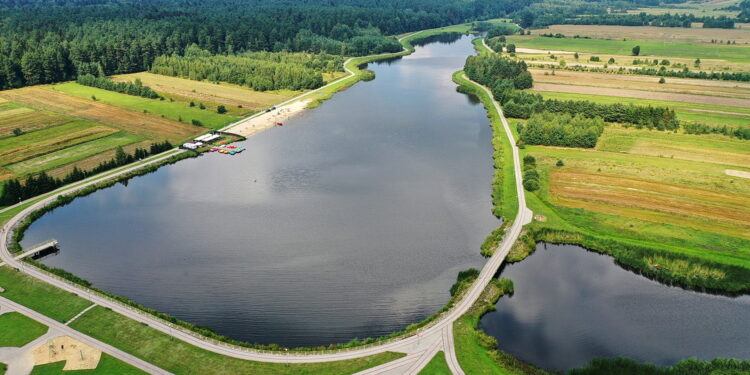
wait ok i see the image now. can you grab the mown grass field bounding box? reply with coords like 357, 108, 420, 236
419, 351, 451, 375
529, 68, 750, 100
0, 311, 48, 347
507, 35, 750, 62
625, 0, 742, 18
29, 354, 148, 375
0, 266, 92, 323
519, 125, 750, 280
112, 72, 300, 116
534, 91, 750, 127
70, 306, 403, 375
51, 83, 235, 130
536, 24, 750, 45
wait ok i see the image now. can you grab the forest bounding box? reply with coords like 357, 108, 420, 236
464, 54, 533, 92
150, 46, 344, 91
0, 0, 534, 90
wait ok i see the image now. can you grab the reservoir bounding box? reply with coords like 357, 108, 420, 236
480, 243, 750, 371
21, 34, 496, 347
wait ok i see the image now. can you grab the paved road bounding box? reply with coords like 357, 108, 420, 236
0, 35, 531, 375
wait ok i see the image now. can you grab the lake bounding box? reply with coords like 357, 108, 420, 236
22, 34, 498, 347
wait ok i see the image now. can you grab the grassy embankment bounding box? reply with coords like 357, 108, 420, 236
0, 311, 48, 346
418, 351, 451, 375
29, 354, 148, 375
505, 36, 750, 63
70, 306, 402, 375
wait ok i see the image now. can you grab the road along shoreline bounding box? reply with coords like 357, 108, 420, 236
0, 33, 531, 369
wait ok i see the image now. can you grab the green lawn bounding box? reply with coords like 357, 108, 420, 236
6, 132, 143, 176
0, 266, 92, 323
49, 83, 236, 130
70, 306, 404, 375
507, 36, 750, 63
418, 351, 451, 375
535, 91, 750, 127
30, 353, 147, 375
0, 312, 48, 347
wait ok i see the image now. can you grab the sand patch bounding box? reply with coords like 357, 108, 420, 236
224, 99, 311, 137
726, 169, 750, 179
32, 336, 101, 371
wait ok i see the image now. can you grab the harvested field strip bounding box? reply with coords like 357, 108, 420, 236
46, 140, 153, 180
529, 69, 750, 98
0, 121, 118, 165
111, 72, 297, 111
532, 82, 750, 108
536, 91, 750, 127
0, 87, 203, 142
0, 111, 70, 138
0, 106, 34, 118
506, 36, 750, 62
554, 196, 750, 241
6, 132, 143, 176
51, 83, 235, 130
536, 25, 750, 45
550, 170, 750, 226
628, 138, 750, 168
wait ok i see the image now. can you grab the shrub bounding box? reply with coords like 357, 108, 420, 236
556, 159, 564, 167
217, 105, 227, 114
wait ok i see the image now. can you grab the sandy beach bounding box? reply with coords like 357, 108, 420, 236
223, 99, 312, 137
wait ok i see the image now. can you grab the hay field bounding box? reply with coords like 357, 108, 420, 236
538, 24, 750, 45
51, 82, 235, 130
0, 102, 69, 137
507, 36, 750, 62
524, 125, 750, 269
625, 0, 742, 18
112, 72, 299, 115
0, 87, 203, 142
531, 81, 750, 107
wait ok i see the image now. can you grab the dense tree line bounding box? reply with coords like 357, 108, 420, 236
701, 16, 735, 28
0, 141, 172, 205
519, 112, 605, 148
464, 54, 533, 93
499, 90, 679, 130
683, 122, 750, 140
631, 67, 750, 82
76, 74, 160, 99
553, 13, 696, 27
150, 46, 342, 91
0, 0, 535, 90
739, 0, 750, 21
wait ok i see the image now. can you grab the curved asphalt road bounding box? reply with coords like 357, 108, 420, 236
0, 36, 530, 375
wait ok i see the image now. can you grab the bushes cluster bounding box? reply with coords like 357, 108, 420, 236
499, 90, 679, 130
464, 53, 533, 92
151, 45, 344, 91
569, 353, 750, 374
522, 155, 540, 191
76, 74, 160, 99
519, 112, 605, 148
0, 141, 172, 206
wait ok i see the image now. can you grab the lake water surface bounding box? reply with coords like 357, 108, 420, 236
480, 243, 750, 371
23, 34, 496, 347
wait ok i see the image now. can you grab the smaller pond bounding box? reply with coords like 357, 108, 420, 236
480, 243, 750, 371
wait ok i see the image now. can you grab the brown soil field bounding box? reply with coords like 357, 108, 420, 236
539, 24, 750, 45
112, 72, 296, 111
628, 139, 750, 168
531, 82, 750, 107
550, 170, 750, 227
46, 140, 153, 179
530, 69, 750, 98
0, 87, 202, 143
0, 111, 70, 137
0, 125, 118, 165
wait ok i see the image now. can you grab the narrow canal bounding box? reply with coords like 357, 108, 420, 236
480, 243, 750, 371
22, 34, 496, 347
